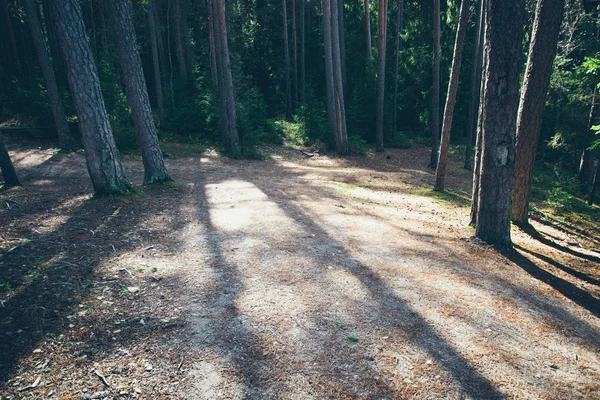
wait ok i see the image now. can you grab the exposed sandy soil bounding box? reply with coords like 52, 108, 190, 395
0, 142, 599, 399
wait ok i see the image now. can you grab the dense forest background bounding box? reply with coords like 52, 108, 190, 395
1, 0, 600, 238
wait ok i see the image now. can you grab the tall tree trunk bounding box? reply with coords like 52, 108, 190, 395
49, 0, 131, 196
579, 88, 600, 192
207, 0, 219, 90
331, 0, 348, 154
434, 0, 470, 191
364, 0, 373, 76
171, 0, 188, 83
1, 0, 22, 77
474, 0, 525, 248
149, 1, 166, 126
338, 0, 347, 101
300, 0, 306, 105
470, 4, 487, 226
375, 0, 388, 152
283, 0, 292, 120
292, 0, 299, 108
429, 0, 441, 168
511, 0, 565, 225
210, 0, 229, 147
180, 0, 192, 77
464, 0, 485, 170
0, 133, 20, 187
322, 0, 348, 154
323, 0, 338, 146
24, 0, 75, 151
214, 0, 241, 156
392, 0, 404, 134
108, 0, 170, 185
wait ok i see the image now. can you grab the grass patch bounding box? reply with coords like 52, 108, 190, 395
413, 187, 470, 207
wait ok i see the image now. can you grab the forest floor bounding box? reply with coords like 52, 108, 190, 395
1, 138, 600, 399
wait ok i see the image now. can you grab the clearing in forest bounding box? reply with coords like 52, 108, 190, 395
1, 144, 599, 399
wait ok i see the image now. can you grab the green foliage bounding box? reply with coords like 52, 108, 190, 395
348, 135, 367, 155
386, 132, 412, 149
544, 187, 575, 212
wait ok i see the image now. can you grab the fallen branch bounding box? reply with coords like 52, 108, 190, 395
93, 369, 111, 388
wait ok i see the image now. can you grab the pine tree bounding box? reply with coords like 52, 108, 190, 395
49, 0, 131, 196
23, 0, 75, 151
434, 0, 470, 191
511, 0, 565, 225
108, 0, 170, 185
474, 0, 525, 247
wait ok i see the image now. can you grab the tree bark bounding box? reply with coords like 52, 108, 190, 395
300, 0, 306, 105
434, 0, 470, 191
292, 0, 298, 107
470, 4, 487, 226
331, 0, 348, 154
474, 0, 525, 248
338, 0, 347, 102
0, 133, 20, 187
1, 0, 22, 77
511, 0, 565, 224
364, 0, 373, 76
392, 0, 404, 134
214, 0, 241, 156
207, 0, 219, 90
429, 0, 441, 168
322, 0, 338, 146
375, 0, 388, 152
108, 0, 170, 185
283, 0, 292, 120
171, 0, 188, 82
149, 1, 166, 126
464, 0, 485, 170
24, 0, 75, 151
49, 0, 131, 196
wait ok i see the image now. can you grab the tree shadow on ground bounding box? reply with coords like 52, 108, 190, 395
245, 174, 503, 399
519, 223, 600, 264
0, 167, 187, 392
515, 244, 600, 286
501, 248, 600, 319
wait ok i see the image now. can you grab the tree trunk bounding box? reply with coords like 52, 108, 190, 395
331, 0, 348, 154
375, 0, 388, 152
207, 0, 219, 90
338, 0, 347, 102
434, 0, 470, 191
511, 0, 565, 224
0, 133, 20, 187
579, 88, 600, 192
300, 0, 306, 105
292, 0, 298, 108
171, 0, 188, 83
364, 0, 373, 76
24, 0, 75, 151
464, 0, 485, 170
214, 0, 241, 156
108, 0, 170, 185
392, 0, 404, 134
49, 0, 131, 196
322, 0, 338, 146
1, 0, 22, 77
429, 0, 441, 168
474, 0, 525, 248
470, 5, 487, 226
148, 1, 166, 126
283, 0, 292, 120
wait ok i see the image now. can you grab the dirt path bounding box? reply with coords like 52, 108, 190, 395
1, 146, 599, 399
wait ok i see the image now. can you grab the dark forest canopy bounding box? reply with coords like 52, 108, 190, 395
1, 0, 600, 246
